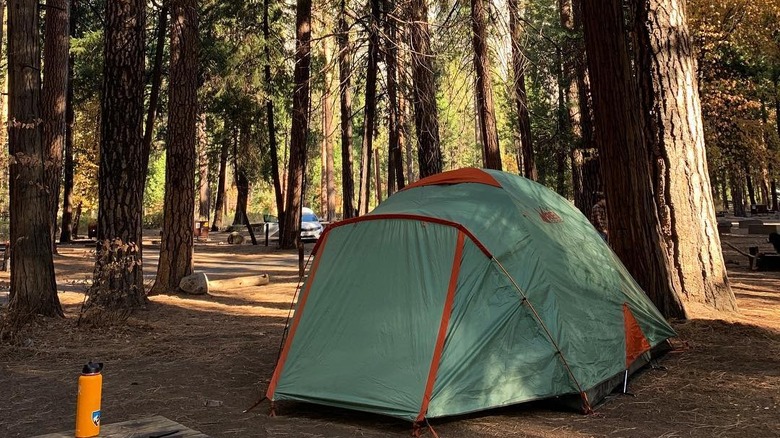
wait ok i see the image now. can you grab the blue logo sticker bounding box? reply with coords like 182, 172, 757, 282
92, 410, 101, 426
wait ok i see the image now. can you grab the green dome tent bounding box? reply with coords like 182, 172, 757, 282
267, 168, 676, 423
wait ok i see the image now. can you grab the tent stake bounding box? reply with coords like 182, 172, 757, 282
622, 369, 628, 393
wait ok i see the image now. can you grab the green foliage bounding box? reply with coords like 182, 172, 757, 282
144, 151, 166, 214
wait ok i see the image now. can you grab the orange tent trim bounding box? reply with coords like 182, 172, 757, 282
266, 232, 331, 400
416, 231, 466, 422
623, 303, 652, 368
403, 168, 502, 191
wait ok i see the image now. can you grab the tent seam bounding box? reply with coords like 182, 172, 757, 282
491, 258, 592, 412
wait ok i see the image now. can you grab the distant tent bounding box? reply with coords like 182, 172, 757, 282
267, 168, 676, 423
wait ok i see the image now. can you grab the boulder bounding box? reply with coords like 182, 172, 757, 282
227, 232, 244, 244
179, 272, 209, 295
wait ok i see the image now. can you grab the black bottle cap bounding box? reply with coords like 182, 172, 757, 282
82, 362, 104, 374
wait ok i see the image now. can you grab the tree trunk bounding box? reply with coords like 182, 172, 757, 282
232, 130, 249, 226
338, 0, 355, 219
471, 0, 501, 170
634, 0, 736, 313
60, 50, 75, 243
211, 139, 229, 231
358, 0, 380, 216
280, 0, 312, 249
385, 0, 404, 195
374, 147, 382, 205
72, 202, 82, 238
730, 170, 746, 217
142, 5, 168, 182
96, 0, 147, 307
581, 0, 685, 318
720, 170, 728, 211
264, 0, 284, 221
561, 0, 591, 208
321, 36, 336, 221
151, 0, 197, 295
744, 166, 756, 207
0, 0, 6, 216
42, 0, 70, 249
7, 0, 62, 320
197, 112, 210, 220
509, 0, 536, 180
771, 176, 778, 213
409, 0, 442, 178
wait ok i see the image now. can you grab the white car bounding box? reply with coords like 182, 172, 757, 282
261, 208, 323, 242
300, 207, 324, 241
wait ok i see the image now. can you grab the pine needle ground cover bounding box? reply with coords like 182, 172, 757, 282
0, 231, 778, 437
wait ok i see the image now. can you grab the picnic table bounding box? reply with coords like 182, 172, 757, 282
33, 415, 209, 438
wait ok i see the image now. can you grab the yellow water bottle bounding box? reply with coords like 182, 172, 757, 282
75, 362, 103, 438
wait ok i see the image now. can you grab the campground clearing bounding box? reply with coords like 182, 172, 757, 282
1, 230, 779, 438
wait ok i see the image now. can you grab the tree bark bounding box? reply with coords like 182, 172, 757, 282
264, 0, 284, 221
60, 50, 75, 243
7, 0, 62, 319
211, 139, 229, 231
581, 0, 684, 318
730, 170, 746, 217
321, 35, 336, 221
471, 0, 501, 170
142, 5, 168, 182
42, 0, 70, 248
0, 0, 6, 215
385, 0, 404, 195
634, 0, 736, 313
744, 166, 756, 206
409, 0, 442, 178
151, 0, 197, 294
358, 0, 380, 216
338, 0, 355, 219
280, 0, 312, 249
197, 112, 210, 220
96, 0, 147, 306
509, 0, 536, 180
374, 147, 382, 205
60, 0, 76, 243
232, 129, 249, 226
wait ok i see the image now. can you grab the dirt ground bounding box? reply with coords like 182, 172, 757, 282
1, 228, 779, 438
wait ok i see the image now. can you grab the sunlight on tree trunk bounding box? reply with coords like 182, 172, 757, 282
581, 0, 685, 319
635, 0, 736, 313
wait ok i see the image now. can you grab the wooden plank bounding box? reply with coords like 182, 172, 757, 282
33, 415, 210, 438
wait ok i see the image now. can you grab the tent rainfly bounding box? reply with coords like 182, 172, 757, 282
266, 168, 676, 423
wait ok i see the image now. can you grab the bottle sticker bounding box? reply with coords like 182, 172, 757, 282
92, 410, 101, 426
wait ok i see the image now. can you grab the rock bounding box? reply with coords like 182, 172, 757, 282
179, 272, 209, 295
227, 232, 244, 245
203, 399, 223, 407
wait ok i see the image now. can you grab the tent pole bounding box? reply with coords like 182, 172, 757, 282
491, 258, 592, 413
